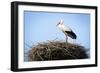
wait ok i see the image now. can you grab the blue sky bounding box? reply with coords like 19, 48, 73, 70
24, 11, 90, 52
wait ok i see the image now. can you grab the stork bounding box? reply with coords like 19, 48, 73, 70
56, 20, 77, 42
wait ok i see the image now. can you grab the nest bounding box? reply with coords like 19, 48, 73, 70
28, 41, 89, 61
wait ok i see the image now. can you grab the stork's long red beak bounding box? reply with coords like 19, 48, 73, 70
56, 23, 59, 26
56, 22, 60, 26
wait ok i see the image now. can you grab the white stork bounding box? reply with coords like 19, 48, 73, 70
57, 20, 77, 42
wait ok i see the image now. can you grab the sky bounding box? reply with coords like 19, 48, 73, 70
24, 11, 90, 52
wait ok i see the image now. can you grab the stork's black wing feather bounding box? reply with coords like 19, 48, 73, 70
65, 31, 77, 39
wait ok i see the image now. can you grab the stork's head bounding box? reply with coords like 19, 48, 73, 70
57, 19, 64, 26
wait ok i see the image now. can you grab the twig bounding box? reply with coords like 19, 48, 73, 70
25, 43, 32, 48
63, 48, 77, 58
36, 51, 44, 61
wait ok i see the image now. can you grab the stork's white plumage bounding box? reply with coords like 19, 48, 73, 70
57, 20, 77, 42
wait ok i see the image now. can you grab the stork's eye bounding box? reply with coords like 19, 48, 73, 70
58, 22, 60, 24
57, 22, 61, 26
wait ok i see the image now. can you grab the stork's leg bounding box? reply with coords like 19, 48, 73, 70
72, 39, 76, 44
66, 36, 68, 43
